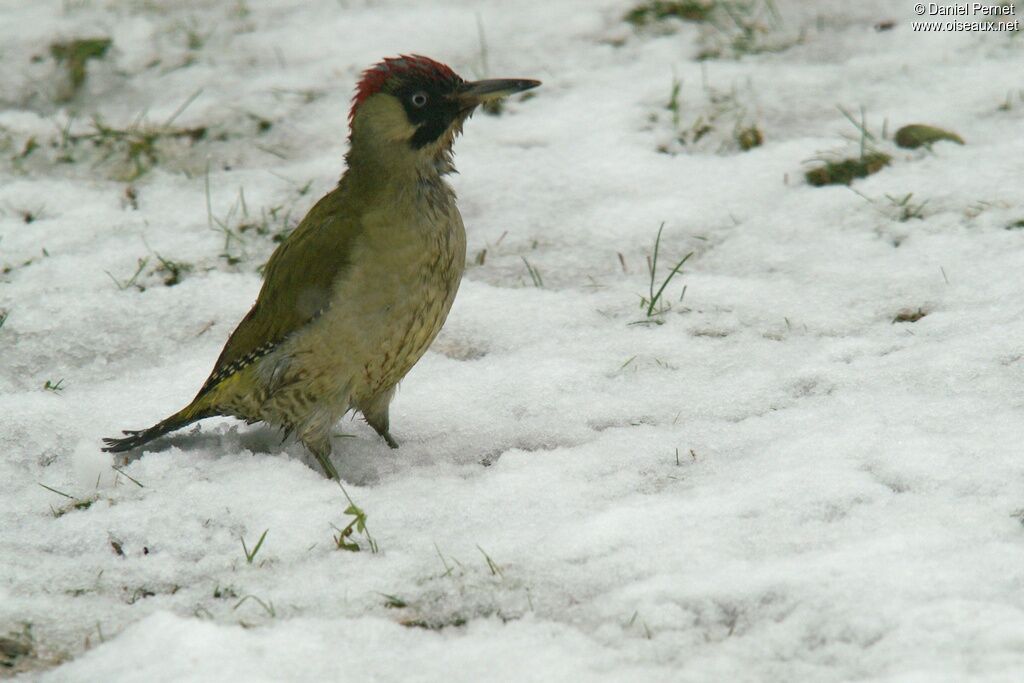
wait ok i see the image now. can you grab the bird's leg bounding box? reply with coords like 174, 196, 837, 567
302, 436, 340, 480
360, 388, 399, 449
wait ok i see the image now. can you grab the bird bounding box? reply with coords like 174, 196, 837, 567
103, 55, 540, 479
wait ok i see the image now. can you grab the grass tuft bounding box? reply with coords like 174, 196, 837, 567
233, 594, 276, 618
638, 223, 693, 321
213, 585, 239, 600
333, 482, 379, 553
627, 1, 797, 59
50, 37, 111, 99
379, 593, 408, 609
39, 484, 95, 517
655, 74, 763, 155
476, 545, 504, 578
51, 89, 207, 180
205, 168, 302, 270
521, 256, 544, 288
76, 114, 206, 181
111, 466, 144, 488
43, 379, 66, 393
153, 253, 192, 287
105, 257, 149, 292
240, 529, 268, 565
885, 193, 928, 222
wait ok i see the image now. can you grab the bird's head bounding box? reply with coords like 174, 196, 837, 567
347, 55, 540, 171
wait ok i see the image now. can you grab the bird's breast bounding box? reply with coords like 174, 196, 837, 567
282, 192, 467, 402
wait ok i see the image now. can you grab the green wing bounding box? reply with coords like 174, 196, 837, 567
198, 182, 362, 394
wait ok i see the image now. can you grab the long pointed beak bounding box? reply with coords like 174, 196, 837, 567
457, 78, 541, 106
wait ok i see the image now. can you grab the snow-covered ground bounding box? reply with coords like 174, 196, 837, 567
2, 0, 1024, 680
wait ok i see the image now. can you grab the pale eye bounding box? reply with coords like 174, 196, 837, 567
411, 92, 428, 107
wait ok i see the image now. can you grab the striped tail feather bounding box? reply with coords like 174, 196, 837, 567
102, 405, 210, 453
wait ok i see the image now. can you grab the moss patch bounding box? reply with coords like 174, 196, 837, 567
805, 152, 891, 187
894, 124, 964, 149
892, 308, 927, 324
625, 0, 713, 26
736, 126, 763, 151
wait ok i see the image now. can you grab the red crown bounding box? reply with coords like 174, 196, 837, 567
349, 55, 461, 123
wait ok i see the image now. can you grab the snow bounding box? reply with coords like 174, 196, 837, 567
2, 0, 1024, 680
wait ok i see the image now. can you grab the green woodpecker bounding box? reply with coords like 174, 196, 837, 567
103, 55, 540, 479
